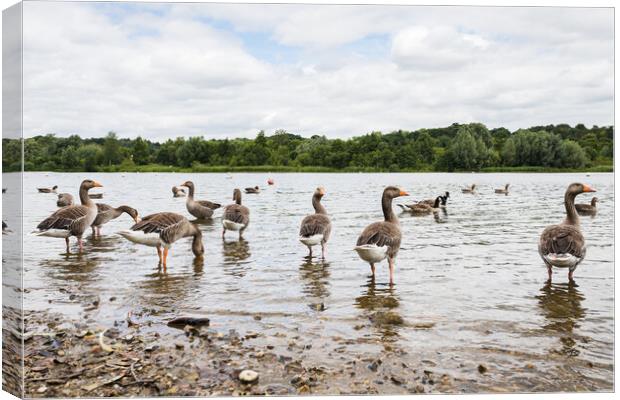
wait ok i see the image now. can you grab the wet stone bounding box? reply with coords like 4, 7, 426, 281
239, 369, 259, 384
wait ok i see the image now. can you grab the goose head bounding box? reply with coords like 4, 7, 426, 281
233, 188, 242, 203
315, 186, 326, 198
191, 225, 204, 256
567, 182, 596, 196
180, 181, 194, 191
384, 186, 409, 199
124, 206, 141, 224
81, 179, 103, 190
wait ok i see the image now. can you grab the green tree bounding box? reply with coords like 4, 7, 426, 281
102, 132, 123, 165
132, 136, 150, 165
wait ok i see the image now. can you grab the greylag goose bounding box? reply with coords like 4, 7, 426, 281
245, 186, 260, 194
222, 189, 250, 239
575, 197, 598, 216
538, 183, 596, 282
88, 193, 103, 199
118, 212, 203, 270
299, 187, 331, 258
495, 184, 510, 194
461, 184, 476, 193
355, 186, 409, 285
38, 185, 58, 193
180, 181, 221, 219
32, 180, 103, 252
92, 204, 140, 237
56, 193, 74, 207
172, 186, 186, 197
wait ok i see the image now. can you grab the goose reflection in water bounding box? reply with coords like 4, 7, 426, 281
536, 281, 586, 357
354, 277, 404, 343
434, 208, 448, 224
299, 259, 331, 312
132, 258, 205, 310
39, 254, 101, 286
222, 238, 251, 278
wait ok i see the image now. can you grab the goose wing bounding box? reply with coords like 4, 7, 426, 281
223, 204, 249, 225
299, 214, 330, 237
96, 203, 113, 214
197, 200, 221, 210
356, 221, 401, 250
130, 212, 186, 244
37, 205, 90, 231
539, 224, 585, 258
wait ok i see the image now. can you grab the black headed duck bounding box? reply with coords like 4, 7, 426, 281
38, 185, 58, 193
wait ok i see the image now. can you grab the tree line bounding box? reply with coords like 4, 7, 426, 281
3, 123, 613, 172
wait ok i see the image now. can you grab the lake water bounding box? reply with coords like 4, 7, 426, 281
15, 172, 614, 393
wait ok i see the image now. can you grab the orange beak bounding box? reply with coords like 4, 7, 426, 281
583, 184, 596, 193
399, 189, 409, 196
93, 181, 103, 188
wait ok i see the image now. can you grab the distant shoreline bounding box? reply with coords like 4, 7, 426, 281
18, 164, 613, 174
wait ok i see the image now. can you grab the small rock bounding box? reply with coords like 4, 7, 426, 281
175, 343, 184, 350
37, 386, 47, 393
109, 296, 117, 301
239, 369, 259, 384
478, 364, 488, 374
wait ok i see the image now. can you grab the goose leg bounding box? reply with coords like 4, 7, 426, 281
65, 237, 70, 253
546, 263, 552, 282
222, 228, 226, 239
568, 269, 574, 282
370, 263, 375, 277
156, 246, 162, 264
163, 248, 169, 271
388, 257, 395, 286
78, 237, 83, 252
91, 226, 96, 236
308, 246, 313, 258
97, 226, 102, 237
321, 242, 326, 259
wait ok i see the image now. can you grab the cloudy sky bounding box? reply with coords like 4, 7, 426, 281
22, 2, 613, 140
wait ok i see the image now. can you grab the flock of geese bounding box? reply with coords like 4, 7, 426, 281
30, 179, 599, 284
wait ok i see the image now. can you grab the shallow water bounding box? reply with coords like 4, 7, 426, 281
18, 172, 614, 392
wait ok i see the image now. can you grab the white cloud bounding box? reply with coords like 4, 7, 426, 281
21, 2, 613, 140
